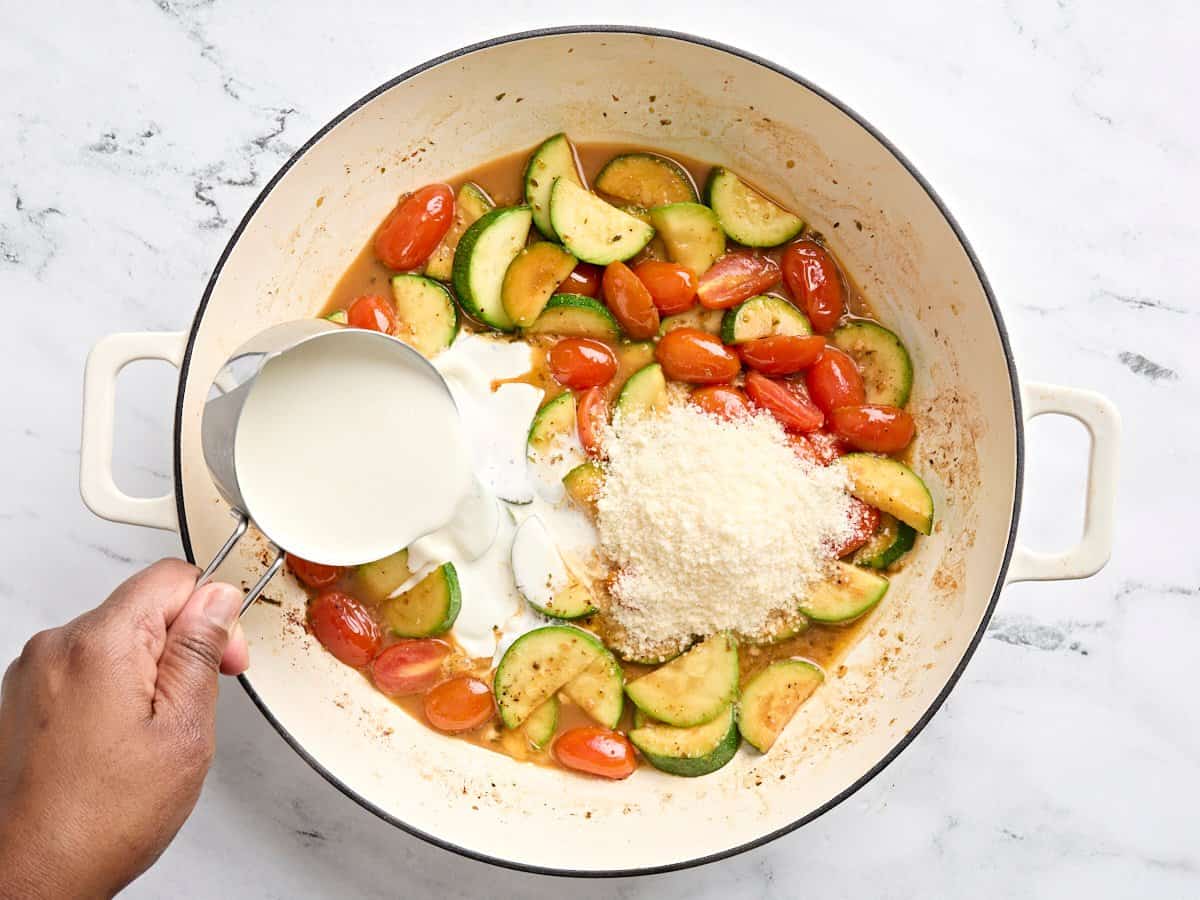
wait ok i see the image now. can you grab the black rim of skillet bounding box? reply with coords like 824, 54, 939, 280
173, 25, 1025, 879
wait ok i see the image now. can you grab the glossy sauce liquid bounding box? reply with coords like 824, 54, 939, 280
319, 143, 886, 763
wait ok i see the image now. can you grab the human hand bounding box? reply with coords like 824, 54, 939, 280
0, 559, 249, 898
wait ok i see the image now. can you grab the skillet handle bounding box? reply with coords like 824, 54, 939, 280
80, 331, 187, 532
1007, 382, 1120, 582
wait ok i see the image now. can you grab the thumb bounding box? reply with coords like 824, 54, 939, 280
154, 582, 242, 721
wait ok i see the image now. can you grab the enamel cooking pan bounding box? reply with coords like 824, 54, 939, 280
78, 27, 1120, 876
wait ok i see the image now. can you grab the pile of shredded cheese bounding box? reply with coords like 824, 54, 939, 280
595, 403, 854, 658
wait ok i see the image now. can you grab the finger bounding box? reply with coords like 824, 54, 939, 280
219, 622, 250, 676
153, 582, 241, 723
92, 559, 201, 655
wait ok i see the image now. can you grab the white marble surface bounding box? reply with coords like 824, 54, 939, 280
1, 1, 1196, 896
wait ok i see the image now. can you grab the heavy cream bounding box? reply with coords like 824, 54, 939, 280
233, 331, 475, 567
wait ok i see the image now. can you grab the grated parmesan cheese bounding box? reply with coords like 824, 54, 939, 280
595, 403, 854, 658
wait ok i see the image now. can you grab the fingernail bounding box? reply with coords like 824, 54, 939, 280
202, 584, 243, 629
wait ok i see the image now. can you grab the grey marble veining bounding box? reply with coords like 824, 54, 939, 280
1, 1, 1196, 897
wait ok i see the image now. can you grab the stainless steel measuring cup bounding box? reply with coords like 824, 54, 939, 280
195, 321, 460, 615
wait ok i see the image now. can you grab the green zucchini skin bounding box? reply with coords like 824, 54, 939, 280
831, 320, 914, 407
630, 704, 740, 777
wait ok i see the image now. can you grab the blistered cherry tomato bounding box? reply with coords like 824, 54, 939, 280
371, 640, 451, 696
782, 240, 846, 333
374, 184, 454, 270
548, 338, 618, 390
656, 328, 741, 384
691, 385, 752, 420
347, 294, 398, 334
423, 676, 495, 733
828, 405, 916, 453
744, 370, 823, 433
309, 591, 380, 668
806, 349, 866, 415
286, 554, 342, 589
553, 727, 637, 780
696, 253, 780, 309
832, 498, 881, 558
577, 387, 609, 458
602, 261, 660, 339
633, 260, 698, 315
738, 335, 826, 375
557, 262, 603, 298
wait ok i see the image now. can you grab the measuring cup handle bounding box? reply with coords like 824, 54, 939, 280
196, 514, 285, 616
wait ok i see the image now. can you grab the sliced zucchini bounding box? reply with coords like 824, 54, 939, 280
501, 242, 578, 327
738, 660, 824, 752
799, 562, 889, 624
381, 562, 461, 637
758, 609, 811, 644
324, 309, 348, 325
625, 633, 739, 727
831, 320, 914, 407
615, 340, 657, 376
562, 461, 603, 513
549, 179, 655, 265
563, 649, 624, 728
841, 454, 934, 535
354, 548, 410, 602
527, 391, 576, 457
615, 363, 668, 418
617, 203, 653, 225
705, 167, 804, 247
524, 133, 585, 240
630, 704, 739, 777
854, 513, 918, 570
649, 202, 725, 275
522, 696, 559, 750
390, 274, 459, 356
524, 294, 621, 341
451, 205, 532, 332
659, 306, 724, 336
510, 516, 596, 620
720, 294, 811, 344
595, 152, 699, 208
424, 181, 494, 282
494, 625, 604, 728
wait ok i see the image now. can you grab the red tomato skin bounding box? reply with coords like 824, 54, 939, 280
309, 591, 380, 668
370, 640, 450, 696
807, 430, 850, 465
633, 260, 698, 315
828, 405, 916, 453
347, 294, 398, 334
738, 335, 827, 375
286, 554, 342, 589
832, 498, 881, 558
557, 263, 603, 298
423, 676, 495, 733
695, 253, 781, 309
553, 727, 637, 779
577, 387, 609, 458
656, 328, 741, 384
781, 240, 846, 333
548, 338, 618, 390
602, 261, 660, 339
806, 349, 867, 415
373, 184, 454, 270
691, 385, 752, 420
744, 371, 824, 433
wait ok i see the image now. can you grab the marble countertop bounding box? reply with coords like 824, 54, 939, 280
2, 2, 1196, 897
